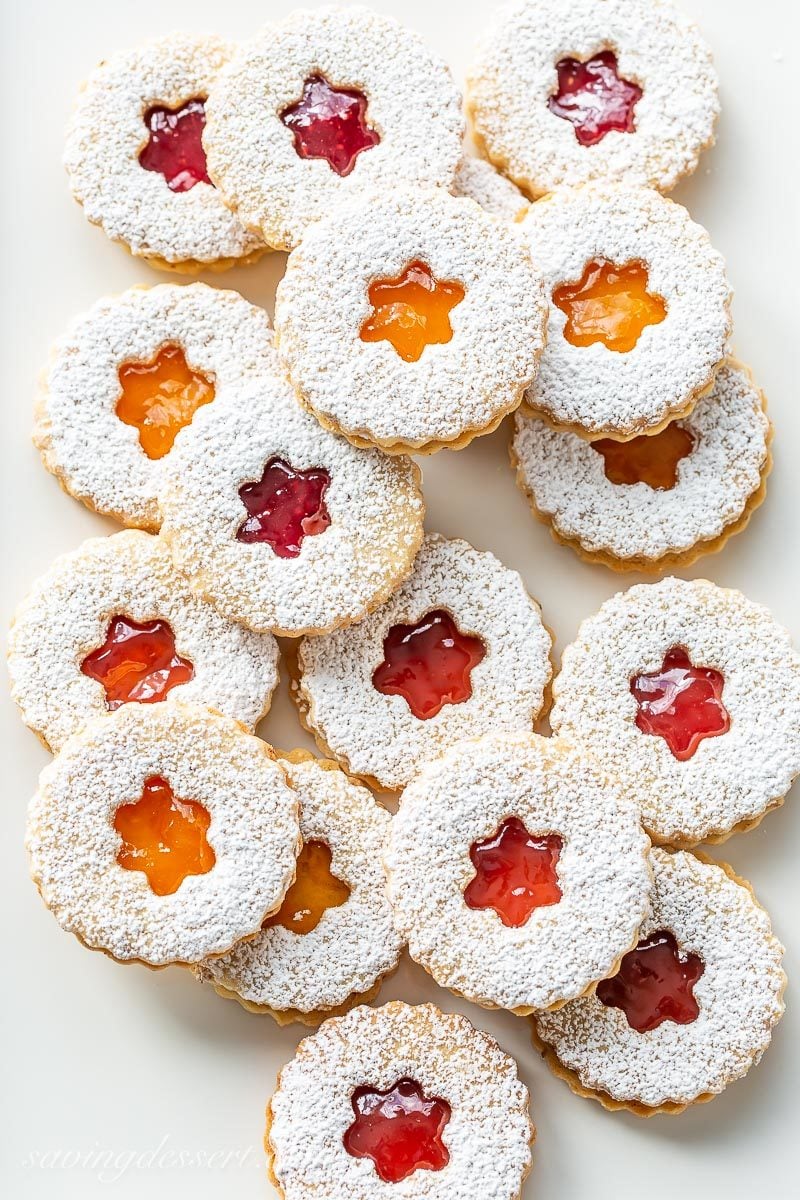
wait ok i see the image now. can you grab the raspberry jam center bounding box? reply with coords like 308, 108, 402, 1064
597, 929, 704, 1032
360, 261, 465, 363
280, 74, 380, 176
464, 816, 563, 927
343, 1078, 451, 1183
594, 423, 695, 489
139, 98, 212, 192
114, 775, 215, 897
81, 615, 194, 710
548, 51, 642, 146
117, 344, 215, 461
631, 646, 730, 761
372, 609, 486, 720
236, 458, 331, 557
263, 840, 350, 935
553, 259, 666, 353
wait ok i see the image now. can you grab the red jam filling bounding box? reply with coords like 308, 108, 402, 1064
597, 929, 704, 1032
631, 646, 730, 761
81, 616, 194, 710
139, 98, 212, 192
236, 458, 331, 557
114, 775, 216, 896
280, 74, 380, 176
371, 609, 486, 720
548, 51, 642, 146
464, 817, 563, 927
593, 424, 695, 489
263, 840, 350, 935
116, 344, 215, 461
553, 259, 667, 353
360, 261, 465, 363
343, 1078, 451, 1183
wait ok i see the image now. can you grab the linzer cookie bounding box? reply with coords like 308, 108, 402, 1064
158, 359, 423, 636
195, 753, 403, 1025
385, 732, 652, 1013
25, 703, 301, 966
518, 185, 731, 440
467, 0, 719, 197
266, 1002, 533, 1198
451, 155, 529, 222
204, 7, 464, 251
8, 530, 279, 753
292, 534, 552, 791
550, 577, 800, 846
512, 360, 771, 570
64, 34, 266, 269
34, 284, 273, 531
534, 848, 785, 1115
273, 187, 547, 454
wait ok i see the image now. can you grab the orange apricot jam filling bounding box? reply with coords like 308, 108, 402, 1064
263, 840, 350, 935
360, 261, 465, 363
116, 344, 215, 460
114, 775, 215, 896
553, 259, 666, 353
593, 423, 695, 489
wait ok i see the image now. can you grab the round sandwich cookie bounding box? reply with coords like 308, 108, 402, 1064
467, 0, 719, 197
8, 530, 279, 753
64, 33, 266, 270
518, 184, 731, 440
195, 752, 403, 1026
550, 576, 800, 847
204, 6, 464, 251
273, 187, 547, 454
385, 732, 652, 1013
292, 534, 553, 791
511, 359, 772, 571
534, 848, 786, 1115
26, 703, 301, 967
451, 155, 529, 222
266, 1002, 533, 1198
34, 284, 273, 531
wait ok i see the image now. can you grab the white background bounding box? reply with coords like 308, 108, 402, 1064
1, 0, 798, 1196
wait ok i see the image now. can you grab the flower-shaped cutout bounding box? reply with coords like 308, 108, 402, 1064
343, 1078, 451, 1183
593, 423, 695, 489
138, 98, 212, 192
81, 615, 194, 710
360, 261, 466, 363
553, 259, 666, 353
372, 609, 486, 720
116, 344, 215, 461
464, 816, 563, 927
547, 51, 642, 147
114, 775, 216, 896
280, 74, 380, 177
597, 928, 704, 1032
263, 840, 350, 935
236, 458, 331, 557
631, 646, 730, 761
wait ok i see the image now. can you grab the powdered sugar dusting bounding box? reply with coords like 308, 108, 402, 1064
550, 577, 800, 845
467, 0, 719, 196
385, 732, 652, 1011
8, 530, 279, 753
26, 703, 301, 966
535, 848, 785, 1108
519, 185, 731, 437
296, 535, 552, 790
452, 156, 529, 221
268, 1002, 533, 1199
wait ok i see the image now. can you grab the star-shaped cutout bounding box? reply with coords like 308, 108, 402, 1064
139, 97, 212, 191
593, 423, 695, 490
81, 615, 194, 710
464, 816, 563, 927
280, 74, 380, 176
553, 259, 666, 353
263, 840, 350, 935
114, 776, 216, 897
631, 646, 730, 761
548, 50, 642, 147
116, 344, 215, 461
343, 1078, 451, 1183
372, 609, 485, 720
360, 261, 465, 363
236, 457, 331, 557
597, 929, 704, 1032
